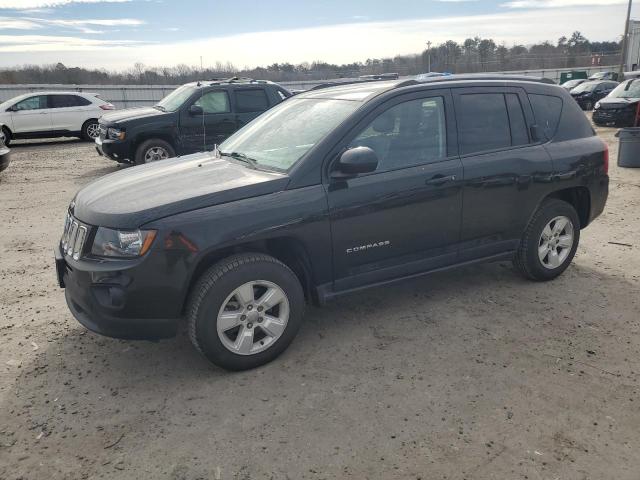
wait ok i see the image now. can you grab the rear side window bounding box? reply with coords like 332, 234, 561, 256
49, 95, 91, 108
505, 94, 529, 146
457, 93, 511, 155
528, 94, 562, 140
235, 89, 269, 113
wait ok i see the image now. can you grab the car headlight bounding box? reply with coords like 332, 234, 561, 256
91, 227, 156, 257
107, 127, 126, 141
594, 102, 601, 110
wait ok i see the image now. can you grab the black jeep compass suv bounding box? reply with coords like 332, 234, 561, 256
95, 78, 291, 164
56, 75, 609, 370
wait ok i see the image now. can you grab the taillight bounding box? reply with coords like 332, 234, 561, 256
99, 103, 115, 110
602, 140, 609, 175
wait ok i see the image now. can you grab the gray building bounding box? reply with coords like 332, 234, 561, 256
626, 19, 640, 71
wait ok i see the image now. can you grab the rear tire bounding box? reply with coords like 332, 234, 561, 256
513, 199, 580, 281
186, 253, 305, 371
81, 119, 100, 141
134, 138, 176, 164
1, 126, 11, 147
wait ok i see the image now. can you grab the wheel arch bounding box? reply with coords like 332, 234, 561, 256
546, 186, 591, 228
181, 236, 316, 315
132, 132, 177, 158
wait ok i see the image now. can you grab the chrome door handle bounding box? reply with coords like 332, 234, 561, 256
425, 174, 456, 186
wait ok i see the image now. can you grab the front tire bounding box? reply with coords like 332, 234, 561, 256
1, 126, 11, 147
187, 253, 305, 371
134, 139, 175, 164
514, 199, 580, 281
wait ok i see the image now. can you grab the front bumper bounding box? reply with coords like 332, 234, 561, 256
592, 109, 636, 127
95, 136, 131, 163
55, 244, 179, 340
0, 146, 10, 172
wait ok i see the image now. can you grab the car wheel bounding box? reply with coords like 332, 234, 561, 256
186, 253, 305, 371
513, 199, 580, 281
81, 119, 100, 141
1, 126, 11, 147
135, 139, 176, 164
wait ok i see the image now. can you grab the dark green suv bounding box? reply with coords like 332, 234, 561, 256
95, 78, 291, 164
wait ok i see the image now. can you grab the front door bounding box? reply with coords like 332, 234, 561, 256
10, 95, 51, 134
326, 90, 463, 291
179, 89, 238, 154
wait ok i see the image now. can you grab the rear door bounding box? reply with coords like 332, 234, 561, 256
48, 94, 93, 132
179, 89, 238, 153
326, 90, 463, 290
453, 87, 553, 261
233, 88, 271, 129
9, 95, 51, 134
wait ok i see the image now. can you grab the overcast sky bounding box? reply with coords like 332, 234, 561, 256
0, 0, 635, 70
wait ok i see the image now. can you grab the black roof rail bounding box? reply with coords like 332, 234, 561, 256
205, 77, 269, 85
395, 73, 556, 89
310, 78, 393, 91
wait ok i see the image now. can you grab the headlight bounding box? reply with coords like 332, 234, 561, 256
107, 127, 126, 140
91, 227, 156, 257
594, 102, 601, 110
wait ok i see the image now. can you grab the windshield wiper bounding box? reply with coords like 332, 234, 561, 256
153, 105, 166, 112
219, 151, 258, 169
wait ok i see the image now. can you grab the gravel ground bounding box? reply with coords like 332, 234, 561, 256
0, 123, 639, 480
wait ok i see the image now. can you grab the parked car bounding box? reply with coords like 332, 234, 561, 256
560, 78, 587, 91
0, 126, 10, 173
570, 80, 618, 110
593, 79, 640, 127
95, 78, 292, 164
0, 92, 115, 145
56, 75, 609, 371
589, 71, 619, 81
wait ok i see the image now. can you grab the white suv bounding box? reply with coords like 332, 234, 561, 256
0, 91, 115, 145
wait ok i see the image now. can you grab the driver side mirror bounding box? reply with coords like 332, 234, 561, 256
188, 104, 204, 116
331, 146, 379, 178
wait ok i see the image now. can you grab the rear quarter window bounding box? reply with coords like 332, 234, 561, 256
528, 94, 562, 140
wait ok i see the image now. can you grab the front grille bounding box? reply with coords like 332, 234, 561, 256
61, 213, 90, 260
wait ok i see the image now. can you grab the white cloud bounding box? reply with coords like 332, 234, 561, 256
0, 17, 41, 29
27, 17, 145, 26
501, 0, 624, 8
0, 4, 629, 69
0, 0, 130, 8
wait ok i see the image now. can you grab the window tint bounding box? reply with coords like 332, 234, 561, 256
14, 95, 47, 111
528, 94, 562, 140
49, 94, 91, 108
457, 93, 511, 155
505, 94, 529, 146
235, 89, 269, 113
193, 91, 230, 114
349, 96, 447, 172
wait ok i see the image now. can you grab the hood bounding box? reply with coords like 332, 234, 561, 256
99, 106, 170, 125
72, 152, 288, 229
597, 96, 640, 109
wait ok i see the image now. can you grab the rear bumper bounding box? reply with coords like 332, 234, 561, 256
55, 244, 179, 340
95, 137, 131, 163
589, 175, 609, 224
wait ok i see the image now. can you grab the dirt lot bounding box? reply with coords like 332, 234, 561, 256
0, 122, 639, 480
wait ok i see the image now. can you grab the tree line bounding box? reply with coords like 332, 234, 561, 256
0, 31, 621, 85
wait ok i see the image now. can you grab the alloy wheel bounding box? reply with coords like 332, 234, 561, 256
86, 123, 100, 139
216, 280, 290, 355
538, 215, 574, 269
144, 146, 169, 162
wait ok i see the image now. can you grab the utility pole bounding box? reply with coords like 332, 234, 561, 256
620, 0, 633, 77
426, 41, 432, 73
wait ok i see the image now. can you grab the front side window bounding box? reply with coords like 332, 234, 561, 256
193, 91, 230, 114
220, 97, 361, 171
14, 95, 47, 111
457, 93, 511, 155
235, 89, 269, 113
349, 96, 447, 172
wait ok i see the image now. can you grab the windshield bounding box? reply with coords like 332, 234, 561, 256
155, 85, 196, 112
590, 72, 606, 80
562, 79, 583, 88
609, 80, 640, 99
571, 82, 597, 93
219, 97, 362, 171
